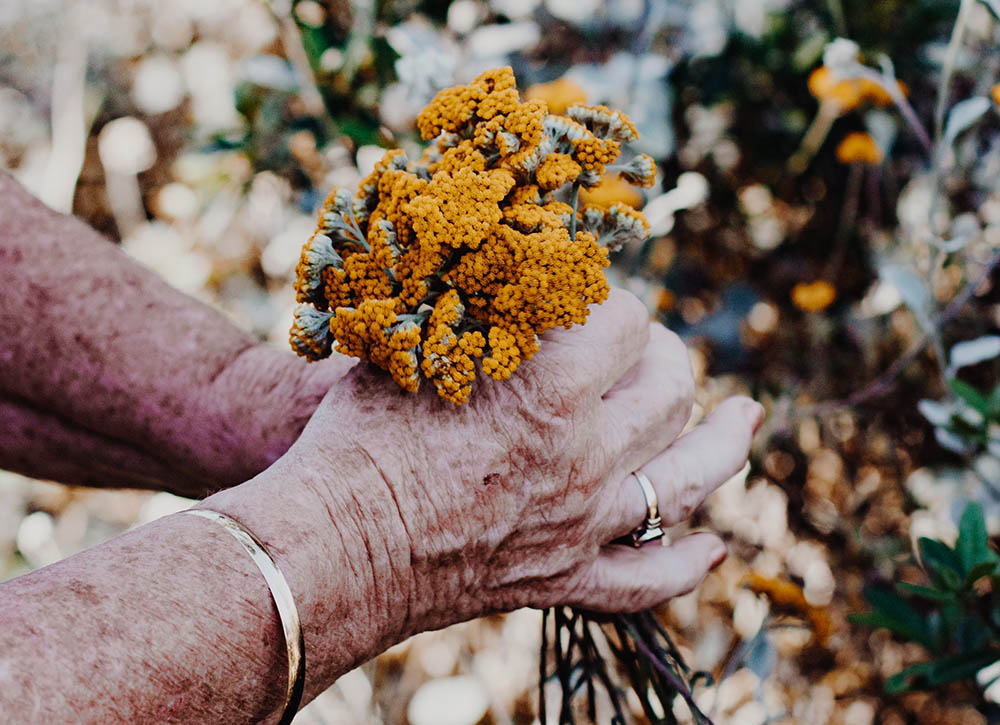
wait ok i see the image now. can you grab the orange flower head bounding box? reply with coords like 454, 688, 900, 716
290, 67, 653, 403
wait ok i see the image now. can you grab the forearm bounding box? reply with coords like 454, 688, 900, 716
0, 452, 409, 722
0, 394, 203, 490
0, 171, 353, 495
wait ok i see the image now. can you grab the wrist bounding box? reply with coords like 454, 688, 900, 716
197, 447, 413, 692
204, 344, 357, 493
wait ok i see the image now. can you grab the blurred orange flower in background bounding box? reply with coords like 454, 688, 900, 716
744, 573, 833, 645
808, 66, 905, 113
524, 77, 587, 115
791, 279, 837, 312
579, 176, 644, 208
836, 132, 882, 164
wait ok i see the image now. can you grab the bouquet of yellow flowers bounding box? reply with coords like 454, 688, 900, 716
289, 66, 653, 404
290, 68, 711, 724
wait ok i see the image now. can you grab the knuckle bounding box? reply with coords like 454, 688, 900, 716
676, 363, 696, 407
609, 288, 651, 342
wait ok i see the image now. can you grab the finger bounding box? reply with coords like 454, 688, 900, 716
606, 396, 762, 540
568, 533, 726, 612
525, 286, 650, 397
600, 322, 694, 465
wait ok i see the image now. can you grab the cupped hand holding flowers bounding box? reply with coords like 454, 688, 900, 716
271, 288, 762, 646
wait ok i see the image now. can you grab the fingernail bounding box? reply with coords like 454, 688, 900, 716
746, 401, 765, 432
710, 543, 727, 570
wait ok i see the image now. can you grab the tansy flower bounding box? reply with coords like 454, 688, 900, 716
294, 232, 343, 306
288, 303, 333, 361
836, 132, 882, 164
535, 153, 582, 191
566, 104, 639, 144
616, 154, 657, 188
289, 67, 652, 403
578, 204, 650, 251
791, 280, 837, 312
524, 77, 587, 115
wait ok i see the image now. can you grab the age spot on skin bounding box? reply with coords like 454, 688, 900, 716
67, 579, 102, 606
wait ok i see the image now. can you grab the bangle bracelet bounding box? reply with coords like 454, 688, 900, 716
182, 509, 305, 725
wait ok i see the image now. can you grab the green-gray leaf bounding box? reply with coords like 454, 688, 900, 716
942, 97, 991, 150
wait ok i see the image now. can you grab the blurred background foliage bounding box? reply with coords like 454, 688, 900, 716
3, 0, 1000, 722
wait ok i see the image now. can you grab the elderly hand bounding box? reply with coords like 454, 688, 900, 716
0, 287, 761, 723
285, 288, 761, 640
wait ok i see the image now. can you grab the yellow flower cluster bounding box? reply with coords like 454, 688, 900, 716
290, 67, 654, 403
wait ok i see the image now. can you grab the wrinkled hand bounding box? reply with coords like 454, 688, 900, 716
289, 288, 761, 638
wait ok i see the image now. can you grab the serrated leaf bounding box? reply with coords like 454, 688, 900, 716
885, 662, 935, 694
851, 585, 936, 649
949, 378, 990, 415
886, 650, 1000, 693
950, 336, 1000, 371
958, 502, 998, 576
897, 582, 957, 602
942, 97, 991, 149
927, 648, 1000, 686
920, 537, 963, 590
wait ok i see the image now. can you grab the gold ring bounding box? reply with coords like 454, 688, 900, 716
630, 470, 665, 547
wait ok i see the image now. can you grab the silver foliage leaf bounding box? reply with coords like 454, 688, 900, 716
879, 264, 931, 324
950, 335, 1000, 370
918, 399, 953, 427
942, 96, 991, 150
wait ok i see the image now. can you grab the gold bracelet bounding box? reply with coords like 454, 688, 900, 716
182, 509, 305, 725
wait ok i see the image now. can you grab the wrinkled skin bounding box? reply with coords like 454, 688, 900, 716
1, 170, 762, 722
287, 288, 762, 639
